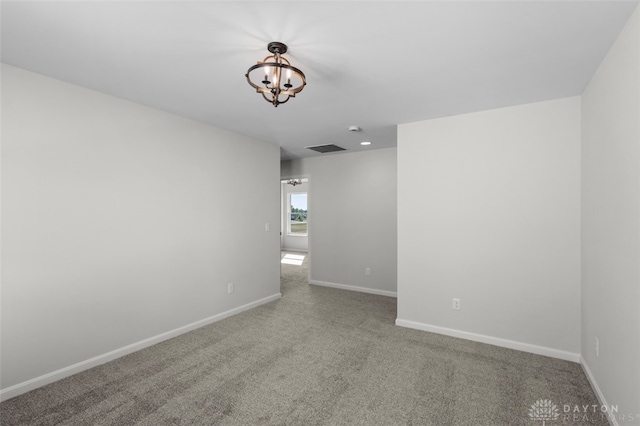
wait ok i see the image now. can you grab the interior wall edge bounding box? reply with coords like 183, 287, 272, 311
580, 358, 620, 426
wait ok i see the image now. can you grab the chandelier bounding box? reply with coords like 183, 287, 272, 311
246, 42, 306, 107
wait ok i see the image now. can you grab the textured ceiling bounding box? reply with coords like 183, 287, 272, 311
2, 1, 638, 160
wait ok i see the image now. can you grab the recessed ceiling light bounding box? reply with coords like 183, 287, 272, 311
348, 126, 361, 132
360, 141, 372, 146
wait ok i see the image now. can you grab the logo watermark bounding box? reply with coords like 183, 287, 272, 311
529, 400, 560, 425
528, 399, 639, 424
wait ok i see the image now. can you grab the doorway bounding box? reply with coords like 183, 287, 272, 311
280, 178, 308, 253
280, 177, 310, 292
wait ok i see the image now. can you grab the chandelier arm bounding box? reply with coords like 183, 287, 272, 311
261, 91, 292, 107
247, 64, 305, 92
261, 92, 273, 104
246, 71, 269, 93
280, 64, 306, 94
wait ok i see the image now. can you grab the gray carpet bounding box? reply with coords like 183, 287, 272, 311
1, 252, 606, 425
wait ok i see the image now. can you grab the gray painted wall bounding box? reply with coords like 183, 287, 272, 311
581, 5, 640, 420
1, 65, 281, 393
281, 148, 397, 296
397, 97, 582, 360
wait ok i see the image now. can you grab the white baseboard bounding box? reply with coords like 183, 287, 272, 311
0, 293, 282, 402
395, 318, 580, 362
281, 248, 308, 253
580, 357, 616, 426
309, 279, 397, 298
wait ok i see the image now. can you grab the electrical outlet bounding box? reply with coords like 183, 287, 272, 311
595, 337, 599, 357
365, 267, 371, 276
452, 298, 461, 310
228, 283, 234, 294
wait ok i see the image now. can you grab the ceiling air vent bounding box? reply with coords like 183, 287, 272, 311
306, 144, 346, 154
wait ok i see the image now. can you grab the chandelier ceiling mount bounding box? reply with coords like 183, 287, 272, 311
246, 42, 306, 107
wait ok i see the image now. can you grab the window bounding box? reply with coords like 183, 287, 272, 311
288, 192, 308, 235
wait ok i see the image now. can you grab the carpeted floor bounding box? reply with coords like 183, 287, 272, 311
0, 252, 607, 425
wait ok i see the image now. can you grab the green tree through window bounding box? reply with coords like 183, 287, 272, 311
289, 193, 307, 235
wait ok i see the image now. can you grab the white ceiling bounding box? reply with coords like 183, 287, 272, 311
2, 1, 638, 160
